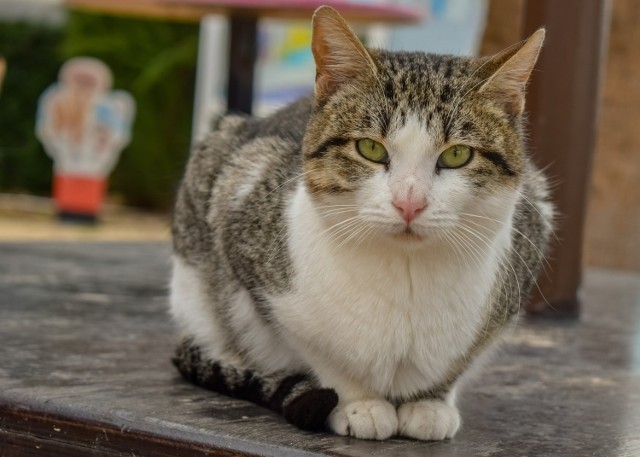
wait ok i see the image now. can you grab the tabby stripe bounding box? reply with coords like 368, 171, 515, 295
384, 79, 395, 100
270, 374, 308, 413
444, 59, 454, 78
439, 83, 453, 104
479, 151, 516, 176
172, 339, 338, 431
306, 181, 353, 194
380, 111, 391, 138
334, 151, 373, 173
460, 121, 474, 136
308, 137, 350, 159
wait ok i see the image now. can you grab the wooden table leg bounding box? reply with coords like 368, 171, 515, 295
227, 15, 258, 114
522, 0, 611, 317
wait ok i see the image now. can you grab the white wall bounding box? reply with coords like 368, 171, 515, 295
0, 0, 66, 25
386, 0, 488, 56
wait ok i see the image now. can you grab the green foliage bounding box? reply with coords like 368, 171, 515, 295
61, 12, 199, 209
0, 13, 199, 209
0, 21, 61, 194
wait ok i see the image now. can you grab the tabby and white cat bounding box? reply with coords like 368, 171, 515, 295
170, 6, 553, 441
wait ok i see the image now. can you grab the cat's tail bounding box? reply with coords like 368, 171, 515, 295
172, 338, 338, 431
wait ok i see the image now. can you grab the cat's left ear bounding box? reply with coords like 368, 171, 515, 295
479, 29, 545, 116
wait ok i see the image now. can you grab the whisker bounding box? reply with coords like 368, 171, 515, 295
459, 212, 551, 272
500, 183, 559, 242
453, 226, 518, 329
452, 228, 503, 330
456, 222, 551, 314
264, 170, 313, 199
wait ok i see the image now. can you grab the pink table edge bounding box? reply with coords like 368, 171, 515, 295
164, 0, 426, 22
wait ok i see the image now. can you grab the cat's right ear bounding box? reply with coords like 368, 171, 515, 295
311, 6, 377, 101
478, 29, 545, 116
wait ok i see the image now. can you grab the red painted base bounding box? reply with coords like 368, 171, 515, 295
53, 174, 107, 216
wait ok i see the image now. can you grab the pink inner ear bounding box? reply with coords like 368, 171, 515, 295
487, 82, 527, 116
481, 29, 545, 116
311, 7, 377, 100
313, 65, 337, 100
481, 63, 535, 115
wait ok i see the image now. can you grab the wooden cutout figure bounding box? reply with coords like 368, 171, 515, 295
36, 57, 135, 222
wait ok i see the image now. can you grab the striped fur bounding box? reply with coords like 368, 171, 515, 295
170, 6, 553, 440
173, 338, 337, 430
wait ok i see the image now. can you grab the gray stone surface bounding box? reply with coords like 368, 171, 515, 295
1, 242, 639, 456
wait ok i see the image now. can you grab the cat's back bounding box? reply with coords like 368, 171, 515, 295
205, 96, 312, 215
180, 96, 311, 204
173, 96, 312, 270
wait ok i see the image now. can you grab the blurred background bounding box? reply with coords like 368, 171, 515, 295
0, 0, 638, 275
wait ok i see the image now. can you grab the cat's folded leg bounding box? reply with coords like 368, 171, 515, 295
397, 389, 461, 441
172, 338, 338, 431
317, 368, 398, 440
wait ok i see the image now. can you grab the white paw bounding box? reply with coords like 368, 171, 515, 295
397, 400, 460, 441
328, 399, 398, 440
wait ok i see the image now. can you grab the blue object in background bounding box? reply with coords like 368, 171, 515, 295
387, 0, 489, 56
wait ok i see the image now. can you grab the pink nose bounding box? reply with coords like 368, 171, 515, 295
392, 196, 427, 223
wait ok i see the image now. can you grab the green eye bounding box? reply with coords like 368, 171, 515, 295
437, 145, 473, 169
356, 139, 389, 164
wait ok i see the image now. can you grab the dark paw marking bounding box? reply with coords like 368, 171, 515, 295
283, 388, 339, 431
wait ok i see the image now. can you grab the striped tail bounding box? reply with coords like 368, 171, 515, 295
172, 338, 338, 431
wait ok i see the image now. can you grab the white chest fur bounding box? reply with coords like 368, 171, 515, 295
272, 185, 512, 400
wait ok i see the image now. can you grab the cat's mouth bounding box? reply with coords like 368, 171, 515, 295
392, 227, 424, 241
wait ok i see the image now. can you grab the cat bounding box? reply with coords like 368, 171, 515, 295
170, 6, 554, 441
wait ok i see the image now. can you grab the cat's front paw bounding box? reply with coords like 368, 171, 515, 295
328, 399, 397, 440
397, 400, 460, 441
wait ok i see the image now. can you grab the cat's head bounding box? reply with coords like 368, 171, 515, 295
301, 6, 544, 249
